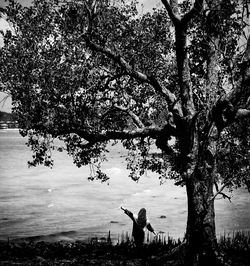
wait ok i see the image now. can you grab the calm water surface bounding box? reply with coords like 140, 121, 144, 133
0, 130, 249, 242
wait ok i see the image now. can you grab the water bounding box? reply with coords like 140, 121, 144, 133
0, 130, 249, 242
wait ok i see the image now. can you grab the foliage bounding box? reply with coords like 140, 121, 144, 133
0, 0, 176, 181
182, 0, 246, 111
178, 0, 250, 193
0, 0, 249, 191
217, 119, 250, 192
0, 231, 249, 265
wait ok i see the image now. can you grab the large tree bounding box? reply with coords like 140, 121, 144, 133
0, 0, 250, 265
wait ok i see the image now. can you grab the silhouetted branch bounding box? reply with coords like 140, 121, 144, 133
85, 38, 177, 106
182, 0, 204, 25
161, 0, 181, 25
210, 178, 234, 203
113, 104, 145, 129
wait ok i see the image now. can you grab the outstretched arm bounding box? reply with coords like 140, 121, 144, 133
121, 207, 135, 222
146, 221, 157, 235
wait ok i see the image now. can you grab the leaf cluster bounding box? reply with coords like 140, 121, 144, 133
217, 119, 250, 192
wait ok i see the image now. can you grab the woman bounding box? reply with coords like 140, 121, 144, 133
122, 207, 156, 247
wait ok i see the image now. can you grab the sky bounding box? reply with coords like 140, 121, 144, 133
0, 0, 162, 113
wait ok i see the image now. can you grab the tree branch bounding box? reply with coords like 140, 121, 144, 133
182, 0, 204, 25
86, 38, 147, 80
161, 0, 204, 26
147, 74, 177, 106
83, 1, 178, 108
113, 104, 145, 129
83, 0, 97, 34
161, 0, 181, 25
86, 38, 177, 106
210, 179, 234, 203
161, 1, 197, 116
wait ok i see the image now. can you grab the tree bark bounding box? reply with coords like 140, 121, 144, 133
185, 170, 218, 266
182, 123, 220, 266
179, 2, 224, 264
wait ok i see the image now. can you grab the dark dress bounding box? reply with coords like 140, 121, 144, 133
124, 209, 155, 247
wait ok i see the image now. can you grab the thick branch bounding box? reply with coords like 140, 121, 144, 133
83, 1, 178, 108
162, 0, 205, 117
147, 74, 177, 106
161, 0, 181, 25
174, 28, 195, 116
86, 38, 177, 106
211, 99, 236, 132
83, 0, 97, 34
162, 0, 204, 26
86, 39, 148, 80
161, 1, 196, 116
211, 100, 250, 132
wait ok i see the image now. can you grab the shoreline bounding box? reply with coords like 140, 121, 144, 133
1, 227, 249, 246
0, 230, 179, 246
0, 231, 249, 266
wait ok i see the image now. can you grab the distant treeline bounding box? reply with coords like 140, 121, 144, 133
0, 111, 16, 122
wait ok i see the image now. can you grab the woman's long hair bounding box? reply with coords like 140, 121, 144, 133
137, 208, 147, 228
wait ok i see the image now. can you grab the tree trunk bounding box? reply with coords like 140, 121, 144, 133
183, 124, 221, 266
185, 170, 218, 266
178, 120, 220, 265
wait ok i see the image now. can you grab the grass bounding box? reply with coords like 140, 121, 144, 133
218, 231, 250, 266
0, 231, 249, 265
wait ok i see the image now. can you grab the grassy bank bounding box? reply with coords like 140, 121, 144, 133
0, 231, 249, 265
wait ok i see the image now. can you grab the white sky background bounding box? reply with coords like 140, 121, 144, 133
0, 0, 161, 112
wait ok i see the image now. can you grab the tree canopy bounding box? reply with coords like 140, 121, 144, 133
1, 0, 249, 187
1, 0, 177, 180
1, 0, 250, 264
